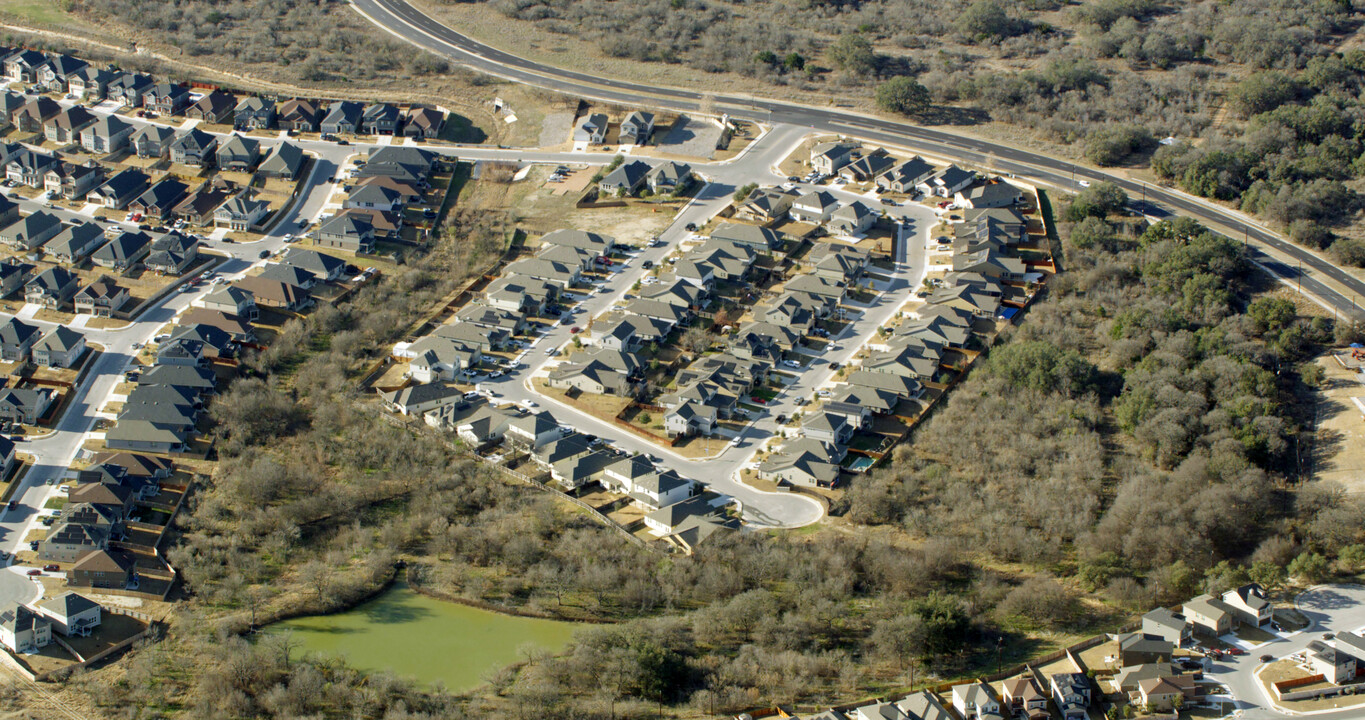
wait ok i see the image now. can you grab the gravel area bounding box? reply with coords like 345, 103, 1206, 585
657, 115, 721, 159
539, 111, 574, 148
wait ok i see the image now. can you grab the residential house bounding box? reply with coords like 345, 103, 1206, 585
402, 106, 444, 138
0, 92, 19, 131
36, 593, 101, 638
106, 72, 154, 107
280, 249, 345, 282
185, 90, 237, 124
91, 230, 153, 270
215, 134, 261, 172
171, 183, 233, 227
644, 495, 731, 537
0, 435, 12, 480
541, 229, 618, 257
320, 100, 363, 135
32, 325, 85, 368
0, 261, 28, 299
44, 161, 103, 201
504, 410, 564, 450
277, 99, 322, 132
0, 387, 53, 423
131, 124, 176, 158
1117, 632, 1174, 667
452, 404, 520, 446
810, 140, 859, 174
129, 178, 189, 221
956, 181, 1025, 209
484, 274, 559, 315
36, 54, 87, 91
664, 400, 717, 438
24, 266, 78, 308
355, 145, 439, 184
233, 276, 312, 311
1001, 676, 1048, 720
12, 96, 60, 132
734, 187, 797, 224
710, 223, 780, 252
169, 128, 217, 167
757, 438, 844, 488
74, 277, 130, 317
1050, 673, 1091, 720
67, 66, 116, 102
44, 105, 96, 143
1308, 640, 1359, 685
829, 201, 878, 235
894, 691, 953, 720
0, 605, 52, 653
1137, 677, 1194, 712
361, 103, 401, 134
876, 156, 936, 193
213, 191, 270, 231
598, 159, 651, 196
838, 148, 896, 182
504, 256, 581, 289
4, 50, 47, 83
574, 113, 608, 144
951, 683, 1001, 720
233, 96, 276, 130
809, 242, 869, 282
80, 115, 136, 155
802, 411, 855, 445
145, 231, 199, 274
453, 303, 526, 335
0, 317, 39, 361
1141, 608, 1192, 648
0, 195, 15, 229
142, 83, 190, 115
155, 337, 208, 367
620, 111, 654, 144
258, 141, 305, 180
69, 548, 138, 590
1222, 584, 1272, 627
178, 308, 255, 342
381, 382, 465, 416
546, 348, 644, 396
646, 160, 692, 194
197, 285, 260, 320
104, 418, 189, 454
918, 165, 977, 198
316, 213, 375, 253
791, 189, 841, 224
88, 169, 149, 211
0, 211, 61, 250
345, 182, 404, 212
6, 148, 59, 187
549, 449, 616, 490
138, 364, 217, 395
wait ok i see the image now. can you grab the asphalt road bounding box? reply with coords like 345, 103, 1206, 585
352, 0, 1365, 324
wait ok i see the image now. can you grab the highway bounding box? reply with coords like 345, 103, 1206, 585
352, 0, 1365, 324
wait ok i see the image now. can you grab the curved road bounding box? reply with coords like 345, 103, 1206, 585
353, 0, 1365, 322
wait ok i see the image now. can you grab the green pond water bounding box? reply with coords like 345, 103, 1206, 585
266, 582, 578, 691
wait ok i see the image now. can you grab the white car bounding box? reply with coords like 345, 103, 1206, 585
782, 360, 801, 369
283, 234, 294, 242
1077, 180, 1091, 188
522, 401, 538, 409
729, 437, 742, 447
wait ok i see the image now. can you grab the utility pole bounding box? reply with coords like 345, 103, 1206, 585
1299, 260, 1303, 293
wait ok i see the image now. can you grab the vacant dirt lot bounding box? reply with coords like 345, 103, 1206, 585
1312, 353, 1365, 493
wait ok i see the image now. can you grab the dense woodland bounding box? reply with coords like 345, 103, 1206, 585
38, 188, 1363, 720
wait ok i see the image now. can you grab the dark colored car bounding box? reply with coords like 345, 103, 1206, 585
776, 414, 787, 424
25, 569, 41, 576
642, 260, 653, 269
43, 564, 58, 572
685, 222, 697, 231
5, 500, 15, 510
1260, 654, 1273, 663
830, 362, 840, 370
336, 139, 350, 145
259, 250, 271, 259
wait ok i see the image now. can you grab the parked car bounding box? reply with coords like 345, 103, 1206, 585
42, 564, 58, 572
782, 359, 801, 368
259, 250, 270, 259
570, 326, 581, 334
776, 414, 787, 424
685, 222, 697, 231
25, 569, 41, 577
642, 260, 653, 269
729, 437, 742, 447
1260, 654, 1274, 663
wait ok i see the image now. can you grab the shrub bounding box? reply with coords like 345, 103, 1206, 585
876, 77, 932, 116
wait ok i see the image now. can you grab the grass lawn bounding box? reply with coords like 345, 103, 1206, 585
43, 497, 66, 511
0, 0, 90, 28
